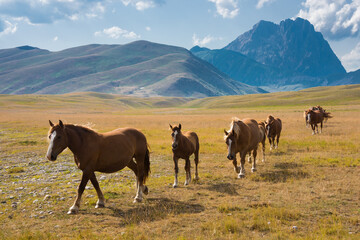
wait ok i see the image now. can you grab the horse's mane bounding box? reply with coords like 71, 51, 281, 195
65, 124, 98, 135
229, 117, 241, 135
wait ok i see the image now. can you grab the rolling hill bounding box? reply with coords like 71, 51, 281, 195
0, 41, 265, 97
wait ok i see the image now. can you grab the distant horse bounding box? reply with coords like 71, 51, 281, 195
46, 120, 150, 214
169, 124, 199, 187
265, 115, 282, 150
224, 118, 263, 178
304, 109, 332, 134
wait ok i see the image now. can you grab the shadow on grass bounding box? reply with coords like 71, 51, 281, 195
251, 169, 309, 183
273, 162, 302, 169
107, 197, 205, 225
205, 182, 239, 196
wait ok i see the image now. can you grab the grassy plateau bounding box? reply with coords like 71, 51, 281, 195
0, 84, 359, 239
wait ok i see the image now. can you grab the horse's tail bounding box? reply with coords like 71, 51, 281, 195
141, 146, 151, 184
324, 111, 333, 119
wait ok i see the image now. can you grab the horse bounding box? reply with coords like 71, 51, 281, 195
169, 124, 199, 188
304, 109, 332, 134
46, 120, 150, 214
224, 118, 263, 178
265, 115, 282, 150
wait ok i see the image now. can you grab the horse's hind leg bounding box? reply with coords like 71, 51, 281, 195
320, 121, 323, 134
247, 151, 252, 163
251, 149, 257, 172
127, 159, 147, 203
261, 140, 266, 162
194, 149, 199, 181
68, 171, 90, 214
276, 134, 280, 149
89, 172, 105, 208
184, 157, 191, 185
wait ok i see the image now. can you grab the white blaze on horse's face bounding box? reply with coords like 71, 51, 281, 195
46, 131, 57, 161
172, 130, 179, 150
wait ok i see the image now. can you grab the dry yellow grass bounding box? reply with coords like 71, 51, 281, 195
0, 89, 359, 239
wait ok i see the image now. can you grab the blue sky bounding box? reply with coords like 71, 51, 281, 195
1, 0, 360, 72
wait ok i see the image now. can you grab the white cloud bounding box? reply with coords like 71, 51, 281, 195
208, 0, 239, 19
146, 26, 151, 31
192, 33, 219, 47
0, 0, 108, 25
256, 0, 272, 9
0, 20, 17, 37
341, 42, 360, 71
120, 0, 163, 11
298, 0, 360, 39
95, 26, 140, 39
53, 36, 58, 41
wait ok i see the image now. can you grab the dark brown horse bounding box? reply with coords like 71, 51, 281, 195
169, 124, 199, 187
304, 109, 332, 134
224, 118, 263, 178
46, 120, 150, 214
265, 115, 282, 150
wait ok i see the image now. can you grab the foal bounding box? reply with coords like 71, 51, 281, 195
169, 124, 199, 187
265, 115, 282, 150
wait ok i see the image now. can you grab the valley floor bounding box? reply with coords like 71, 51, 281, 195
0, 93, 359, 239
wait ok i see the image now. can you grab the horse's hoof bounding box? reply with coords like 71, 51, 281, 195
143, 186, 149, 195
173, 184, 178, 188
262, 159, 265, 163
67, 209, 78, 215
238, 174, 245, 179
95, 203, 105, 208
184, 182, 189, 186
133, 197, 142, 203
251, 168, 257, 173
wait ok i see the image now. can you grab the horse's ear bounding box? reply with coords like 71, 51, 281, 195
224, 129, 228, 136
49, 120, 54, 127
59, 120, 64, 128
169, 124, 173, 130
179, 124, 181, 131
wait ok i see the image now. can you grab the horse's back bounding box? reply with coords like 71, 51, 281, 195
184, 131, 199, 151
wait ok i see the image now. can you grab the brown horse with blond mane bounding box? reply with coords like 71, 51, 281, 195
169, 124, 199, 187
224, 118, 263, 178
46, 120, 150, 214
265, 115, 282, 150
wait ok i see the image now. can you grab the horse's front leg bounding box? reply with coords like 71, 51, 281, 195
247, 151, 252, 163
232, 157, 240, 174
261, 140, 266, 162
184, 157, 191, 185
238, 152, 246, 178
311, 124, 315, 135
89, 172, 105, 208
68, 171, 90, 214
173, 156, 179, 188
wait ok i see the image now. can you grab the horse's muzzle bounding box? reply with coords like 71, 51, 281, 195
172, 143, 178, 150
46, 154, 57, 161
227, 154, 234, 160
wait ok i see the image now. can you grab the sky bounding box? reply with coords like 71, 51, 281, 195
0, 0, 360, 72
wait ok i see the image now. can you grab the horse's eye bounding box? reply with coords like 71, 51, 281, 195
171, 133, 174, 137
57, 136, 61, 139
48, 135, 51, 139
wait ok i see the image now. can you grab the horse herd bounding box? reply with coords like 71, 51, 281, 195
45, 106, 332, 214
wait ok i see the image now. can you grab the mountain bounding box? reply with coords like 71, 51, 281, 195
0, 41, 265, 97
225, 18, 346, 77
191, 18, 355, 92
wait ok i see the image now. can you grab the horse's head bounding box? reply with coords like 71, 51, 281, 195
224, 128, 237, 160
304, 110, 311, 127
265, 115, 274, 137
46, 120, 68, 161
169, 124, 181, 150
